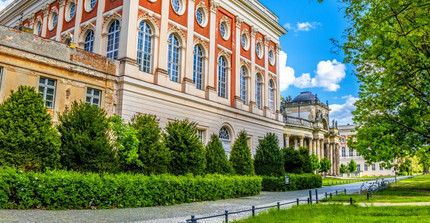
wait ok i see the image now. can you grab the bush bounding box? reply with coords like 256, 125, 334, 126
299, 147, 313, 173
282, 147, 303, 174
340, 163, 348, 174
230, 131, 254, 175
0, 168, 262, 209
320, 157, 332, 174
131, 114, 171, 175
0, 86, 61, 171
58, 102, 118, 173
261, 174, 322, 191
163, 119, 205, 175
347, 160, 357, 173
254, 133, 284, 177
310, 153, 321, 172
205, 134, 234, 175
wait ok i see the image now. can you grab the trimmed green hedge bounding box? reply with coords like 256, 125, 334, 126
261, 174, 322, 191
0, 168, 261, 209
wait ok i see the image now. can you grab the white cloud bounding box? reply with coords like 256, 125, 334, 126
284, 21, 321, 32
0, 0, 13, 12
329, 95, 359, 125
279, 51, 296, 92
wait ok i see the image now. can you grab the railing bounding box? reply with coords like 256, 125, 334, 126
284, 116, 313, 128
184, 188, 355, 223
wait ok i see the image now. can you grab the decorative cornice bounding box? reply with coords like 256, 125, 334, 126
137, 11, 160, 37
235, 16, 243, 29
210, 0, 219, 13
58, 0, 66, 7
194, 37, 209, 54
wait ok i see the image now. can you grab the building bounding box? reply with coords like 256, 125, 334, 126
0, 25, 116, 121
281, 91, 341, 176
338, 124, 394, 177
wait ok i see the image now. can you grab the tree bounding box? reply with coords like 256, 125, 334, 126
131, 114, 171, 175
319, 158, 331, 175
0, 86, 61, 171
340, 0, 430, 165
58, 102, 117, 173
347, 160, 357, 173
310, 153, 321, 173
416, 148, 430, 173
282, 147, 303, 174
340, 163, 348, 174
254, 133, 284, 177
163, 119, 205, 175
205, 134, 234, 175
230, 131, 254, 175
299, 147, 313, 173
108, 115, 142, 172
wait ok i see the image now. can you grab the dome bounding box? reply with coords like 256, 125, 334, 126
292, 91, 319, 103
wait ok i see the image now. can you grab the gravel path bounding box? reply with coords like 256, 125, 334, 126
0, 177, 407, 223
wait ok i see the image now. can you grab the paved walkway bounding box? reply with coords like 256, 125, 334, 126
0, 177, 407, 223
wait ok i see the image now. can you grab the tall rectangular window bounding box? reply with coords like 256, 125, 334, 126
39, 77, 56, 108
357, 164, 361, 172
372, 164, 376, 171
349, 149, 353, 157
356, 151, 359, 156
364, 164, 368, 171
86, 88, 101, 107
379, 164, 384, 171
197, 129, 204, 144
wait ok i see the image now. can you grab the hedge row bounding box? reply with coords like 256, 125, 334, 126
0, 168, 261, 210
261, 174, 322, 191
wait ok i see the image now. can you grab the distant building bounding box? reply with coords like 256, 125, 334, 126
338, 124, 395, 177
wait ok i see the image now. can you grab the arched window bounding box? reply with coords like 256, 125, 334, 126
36, 22, 42, 36
193, 45, 204, 89
342, 147, 346, 157
218, 56, 227, 98
90, 0, 97, 9
255, 74, 262, 109
219, 127, 230, 157
168, 34, 180, 82
107, 20, 120, 60
137, 21, 153, 73
84, 30, 94, 52
240, 66, 247, 103
268, 80, 275, 112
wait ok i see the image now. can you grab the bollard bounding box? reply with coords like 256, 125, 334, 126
307, 197, 310, 204
252, 206, 255, 217
344, 188, 347, 194
277, 202, 280, 210
315, 189, 319, 204
367, 192, 370, 200
330, 193, 332, 199
309, 190, 313, 204
191, 215, 196, 223
325, 192, 328, 198
297, 198, 299, 206
336, 190, 338, 195
350, 197, 353, 205
225, 210, 229, 223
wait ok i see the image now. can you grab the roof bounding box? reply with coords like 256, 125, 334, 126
292, 91, 320, 103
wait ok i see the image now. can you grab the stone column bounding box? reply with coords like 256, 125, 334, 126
93, 0, 106, 54
316, 139, 320, 159
299, 137, 304, 148
285, 135, 290, 147
206, 1, 219, 93
234, 17, 243, 104
321, 140, 325, 159
330, 144, 334, 175
118, 0, 139, 61
308, 138, 313, 156
41, 5, 49, 38
73, 0, 84, 44
249, 27, 257, 108
294, 138, 298, 150
336, 144, 340, 175
56, 0, 65, 41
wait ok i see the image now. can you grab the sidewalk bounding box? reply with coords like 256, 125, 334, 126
0, 177, 405, 223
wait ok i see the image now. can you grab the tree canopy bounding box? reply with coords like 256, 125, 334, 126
254, 133, 284, 177
341, 0, 430, 164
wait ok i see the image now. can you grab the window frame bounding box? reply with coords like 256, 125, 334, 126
38, 77, 57, 109
217, 56, 228, 98
86, 88, 102, 107
255, 74, 262, 109
193, 45, 204, 90
342, 147, 346, 157
106, 20, 120, 60
65, 1, 76, 22
137, 21, 153, 73
219, 127, 231, 158
240, 66, 247, 104
167, 34, 181, 82
84, 30, 94, 52
268, 79, 274, 112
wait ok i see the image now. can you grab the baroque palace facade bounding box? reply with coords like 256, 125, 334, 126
0, 0, 341, 175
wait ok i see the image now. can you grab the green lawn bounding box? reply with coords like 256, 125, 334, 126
234, 205, 430, 223
322, 177, 370, 186
324, 175, 430, 203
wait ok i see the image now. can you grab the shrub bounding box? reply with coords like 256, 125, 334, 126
131, 114, 171, 175
163, 119, 205, 175
340, 163, 348, 174
58, 102, 118, 173
108, 115, 142, 172
261, 174, 322, 191
310, 153, 321, 172
282, 147, 303, 174
299, 147, 313, 173
347, 160, 357, 173
254, 133, 284, 177
0, 86, 61, 171
205, 134, 234, 175
0, 168, 262, 209
230, 131, 254, 175
320, 157, 332, 174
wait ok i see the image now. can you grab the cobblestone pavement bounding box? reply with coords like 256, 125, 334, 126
0, 177, 406, 223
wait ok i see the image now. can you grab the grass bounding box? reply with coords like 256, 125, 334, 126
322, 177, 364, 186
323, 174, 430, 203
234, 205, 430, 223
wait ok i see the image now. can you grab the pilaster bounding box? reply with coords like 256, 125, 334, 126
118, 0, 139, 61
56, 0, 66, 41
206, 0, 219, 97
41, 4, 49, 37
93, 0, 106, 54
183, 0, 196, 93
73, 0, 84, 44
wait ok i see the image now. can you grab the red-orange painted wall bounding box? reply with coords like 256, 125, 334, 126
193, 0, 210, 38
81, 0, 99, 23
240, 22, 251, 60
169, 0, 188, 27
255, 32, 265, 67
139, 0, 161, 14
46, 2, 60, 39
104, 0, 123, 12
269, 41, 277, 74
62, 0, 76, 32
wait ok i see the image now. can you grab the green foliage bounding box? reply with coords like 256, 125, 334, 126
310, 153, 321, 172
131, 114, 171, 175
0, 86, 61, 171
319, 158, 331, 174
341, 0, 430, 165
254, 133, 284, 177
230, 131, 254, 175
416, 148, 430, 173
58, 102, 117, 173
298, 147, 313, 173
340, 163, 347, 174
108, 115, 142, 172
0, 168, 261, 209
163, 119, 205, 175
282, 147, 312, 174
347, 160, 357, 173
205, 134, 234, 175
261, 174, 322, 191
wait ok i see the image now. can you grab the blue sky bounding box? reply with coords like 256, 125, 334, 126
0, 0, 358, 124
260, 0, 359, 125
